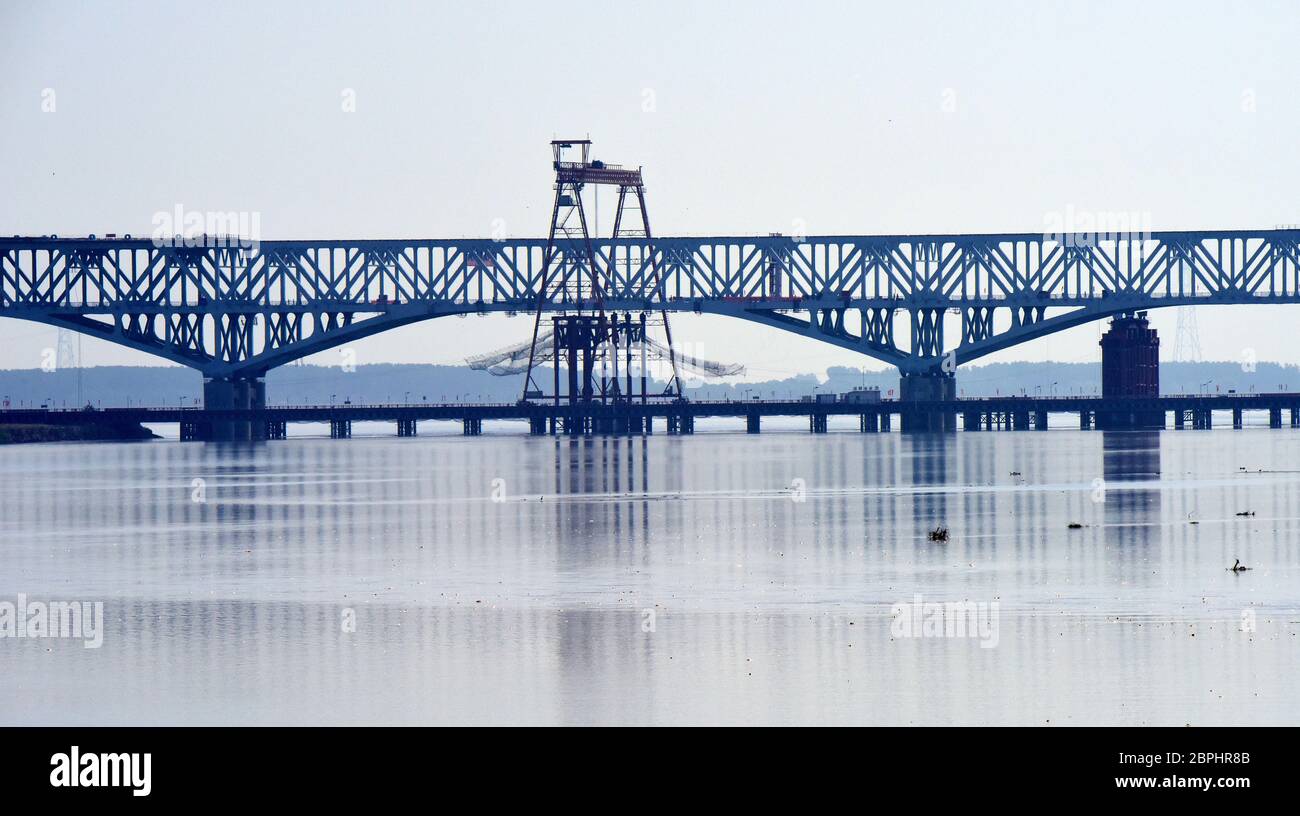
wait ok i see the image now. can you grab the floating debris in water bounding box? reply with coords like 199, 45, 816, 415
1067, 522, 1083, 529
928, 527, 949, 542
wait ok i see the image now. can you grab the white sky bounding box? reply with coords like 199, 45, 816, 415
2, 0, 1298, 380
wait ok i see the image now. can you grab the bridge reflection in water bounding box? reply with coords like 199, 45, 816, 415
2, 429, 1298, 725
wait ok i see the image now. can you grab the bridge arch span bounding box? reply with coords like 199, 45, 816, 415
5, 231, 1300, 380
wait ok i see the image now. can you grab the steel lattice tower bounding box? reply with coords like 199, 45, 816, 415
521, 139, 682, 405
1173, 306, 1202, 363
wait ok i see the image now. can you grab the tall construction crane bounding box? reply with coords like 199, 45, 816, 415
519, 139, 684, 407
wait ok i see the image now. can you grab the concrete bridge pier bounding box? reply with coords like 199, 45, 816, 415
1270, 407, 1283, 429
201, 376, 266, 441
1292, 408, 1299, 428
747, 414, 761, 434
809, 414, 828, 433
1012, 409, 1031, 431
899, 371, 956, 433
1233, 407, 1243, 429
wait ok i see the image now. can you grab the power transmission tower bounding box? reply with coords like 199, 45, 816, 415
57, 328, 84, 406
1173, 307, 1202, 363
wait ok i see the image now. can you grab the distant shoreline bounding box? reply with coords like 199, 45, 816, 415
0, 359, 1296, 409
0, 423, 158, 445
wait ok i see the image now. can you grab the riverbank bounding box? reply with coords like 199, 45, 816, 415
0, 423, 158, 444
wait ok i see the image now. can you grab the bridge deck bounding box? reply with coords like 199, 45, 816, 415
2, 393, 1296, 427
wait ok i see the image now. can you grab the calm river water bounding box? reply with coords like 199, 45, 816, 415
2, 421, 1297, 725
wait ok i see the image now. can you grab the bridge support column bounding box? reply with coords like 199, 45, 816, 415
1233, 407, 1243, 429
1292, 408, 1299, 428
330, 419, 351, 439
1097, 313, 1162, 430
530, 417, 548, 435
860, 413, 879, 433
809, 414, 827, 434
747, 414, 761, 434
880, 411, 891, 432
265, 420, 287, 440
1079, 410, 1092, 430
201, 376, 266, 442
463, 418, 483, 436
1174, 409, 1185, 430
248, 379, 266, 439
1270, 407, 1283, 429
963, 411, 980, 432
899, 372, 956, 433
1035, 410, 1048, 430
397, 419, 418, 437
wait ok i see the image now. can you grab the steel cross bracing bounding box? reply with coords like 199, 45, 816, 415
3, 229, 1299, 378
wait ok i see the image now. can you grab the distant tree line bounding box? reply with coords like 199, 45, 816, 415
0, 360, 1296, 409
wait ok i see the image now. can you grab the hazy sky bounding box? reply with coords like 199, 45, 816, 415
2, 0, 1298, 381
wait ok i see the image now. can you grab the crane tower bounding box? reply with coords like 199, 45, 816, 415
520, 139, 683, 407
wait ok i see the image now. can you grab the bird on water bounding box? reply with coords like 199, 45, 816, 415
1229, 558, 1250, 572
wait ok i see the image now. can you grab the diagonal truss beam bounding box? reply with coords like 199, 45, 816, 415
3, 230, 1300, 376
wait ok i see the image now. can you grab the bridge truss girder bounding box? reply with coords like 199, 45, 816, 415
4, 230, 1300, 377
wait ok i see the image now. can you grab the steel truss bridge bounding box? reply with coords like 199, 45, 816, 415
3, 229, 1299, 380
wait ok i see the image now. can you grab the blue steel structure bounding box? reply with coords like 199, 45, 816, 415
2, 229, 1299, 400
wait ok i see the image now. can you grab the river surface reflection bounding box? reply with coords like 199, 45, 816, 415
1, 427, 1296, 725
